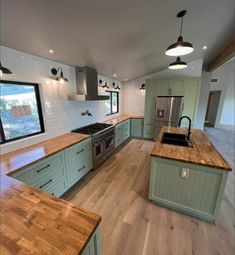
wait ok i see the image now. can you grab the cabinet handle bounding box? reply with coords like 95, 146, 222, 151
36, 164, 50, 173
39, 179, 53, 189
78, 166, 85, 172
76, 149, 84, 155
51, 193, 55, 196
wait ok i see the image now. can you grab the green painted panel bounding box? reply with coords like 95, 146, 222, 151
149, 157, 228, 222
115, 120, 130, 147
131, 118, 143, 138
81, 226, 101, 255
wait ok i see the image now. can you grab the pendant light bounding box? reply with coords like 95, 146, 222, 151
165, 10, 194, 56
51, 67, 68, 83
139, 84, 146, 90
168, 57, 187, 69
0, 62, 13, 74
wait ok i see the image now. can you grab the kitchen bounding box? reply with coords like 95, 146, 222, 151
0, 1, 235, 255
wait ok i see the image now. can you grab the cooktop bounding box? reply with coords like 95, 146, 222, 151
71, 123, 113, 135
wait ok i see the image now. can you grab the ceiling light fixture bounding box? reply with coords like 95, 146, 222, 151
168, 57, 187, 70
49, 49, 54, 53
166, 10, 194, 56
139, 84, 146, 90
51, 67, 68, 83
0, 62, 13, 74
203, 46, 207, 50
113, 74, 117, 77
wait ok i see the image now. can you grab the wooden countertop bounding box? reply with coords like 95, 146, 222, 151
105, 114, 144, 125
1, 132, 90, 176
0, 175, 101, 255
151, 126, 232, 171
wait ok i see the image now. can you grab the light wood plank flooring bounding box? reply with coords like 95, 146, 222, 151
63, 133, 235, 255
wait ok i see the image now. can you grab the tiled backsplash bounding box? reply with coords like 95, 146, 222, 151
0, 46, 122, 154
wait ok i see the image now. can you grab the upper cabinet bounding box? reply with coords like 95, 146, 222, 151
156, 79, 185, 96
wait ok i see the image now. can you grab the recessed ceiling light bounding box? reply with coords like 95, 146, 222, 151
113, 74, 117, 77
203, 46, 207, 50
49, 49, 54, 53
125, 78, 128, 81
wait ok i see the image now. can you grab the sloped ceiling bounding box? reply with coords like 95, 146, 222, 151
0, 0, 234, 81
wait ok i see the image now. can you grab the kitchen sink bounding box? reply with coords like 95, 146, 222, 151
161, 132, 192, 147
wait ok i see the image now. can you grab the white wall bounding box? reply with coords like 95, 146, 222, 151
210, 58, 235, 126
0, 46, 122, 154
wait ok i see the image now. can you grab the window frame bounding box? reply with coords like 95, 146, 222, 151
0, 80, 45, 144
106, 90, 119, 116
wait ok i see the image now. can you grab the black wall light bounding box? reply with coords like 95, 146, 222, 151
139, 84, 146, 90
102, 81, 109, 89
168, 57, 187, 70
166, 10, 194, 57
0, 62, 13, 74
51, 67, 68, 83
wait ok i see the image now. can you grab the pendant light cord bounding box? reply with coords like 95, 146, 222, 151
179, 16, 183, 36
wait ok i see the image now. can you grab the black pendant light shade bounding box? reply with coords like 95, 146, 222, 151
51, 67, 69, 83
0, 62, 13, 74
139, 84, 146, 90
168, 57, 187, 70
165, 10, 194, 56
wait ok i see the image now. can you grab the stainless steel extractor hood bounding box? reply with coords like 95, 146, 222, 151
68, 66, 110, 101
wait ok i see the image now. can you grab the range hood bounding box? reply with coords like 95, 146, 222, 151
68, 66, 110, 101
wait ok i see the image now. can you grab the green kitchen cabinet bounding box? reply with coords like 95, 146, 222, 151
65, 138, 93, 188
149, 157, 228, 223
115, 119, 130, 148
82, 227, 101, 255
156, 79, 185, 96
156, 79, 169, 96
131, 118, 144, 138
11, 151, 68, 196
181, 78, 200, 127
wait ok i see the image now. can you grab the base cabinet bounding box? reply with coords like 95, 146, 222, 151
149, 157, 228, 223
82, 227, 101, 255
131, 118, 144, 138
115, 119, 130, 148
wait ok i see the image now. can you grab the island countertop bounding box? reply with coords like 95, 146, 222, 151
0, 175, 101, 255
151, 126, 232, 171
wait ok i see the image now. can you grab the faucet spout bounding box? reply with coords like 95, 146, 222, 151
178, 116, 192, 140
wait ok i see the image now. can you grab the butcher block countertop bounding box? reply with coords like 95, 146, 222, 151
105, 114, 144, 125
0, 132, 90, 176
151, 126, 232, 171
0, 175, 101, 255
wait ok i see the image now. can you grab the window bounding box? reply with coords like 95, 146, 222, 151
0, 80, 45, 143
106, 91, 119, 115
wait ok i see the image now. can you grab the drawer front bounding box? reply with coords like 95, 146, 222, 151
144, 121, 154, 139
65, 138, 92, 167
11, 151, 65, 186
44, 179, 68, 197
68, 163, 90, 187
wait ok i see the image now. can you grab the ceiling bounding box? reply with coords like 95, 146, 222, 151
1, 0, 234, 81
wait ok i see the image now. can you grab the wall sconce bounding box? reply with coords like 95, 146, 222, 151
51, 67, 69, 83
0, 62, 13, 74
115, 85, 120, 90
139, 84, 145, 90
102, 81, 109, 89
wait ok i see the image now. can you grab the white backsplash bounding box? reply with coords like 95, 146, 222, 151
0, 46, 122, 154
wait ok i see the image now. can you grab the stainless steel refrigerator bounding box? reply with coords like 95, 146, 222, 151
155, 96, 184, 139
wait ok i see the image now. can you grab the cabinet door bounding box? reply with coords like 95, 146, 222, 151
144, 80, 157, 122
156, 80, 169, 96
168, 79, 185, 96
181, 79, 200, 127
131, 118, 143, 138
143, 121, 154, 139
82, 227, 101, 255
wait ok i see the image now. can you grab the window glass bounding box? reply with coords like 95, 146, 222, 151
0, 81, 44, 143
106, 91, 119, 115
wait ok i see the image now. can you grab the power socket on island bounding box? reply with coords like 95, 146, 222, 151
181, 168, 190, 179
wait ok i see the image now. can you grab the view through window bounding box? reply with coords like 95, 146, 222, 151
105, 91, 119, 115
0, 81, 45, 143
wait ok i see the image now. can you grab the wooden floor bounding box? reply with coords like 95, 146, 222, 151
63, 129, 235, 255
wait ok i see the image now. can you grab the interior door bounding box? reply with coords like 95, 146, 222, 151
205, 91, 221, 127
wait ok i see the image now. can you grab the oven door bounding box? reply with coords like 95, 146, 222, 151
93, 140, 104, 160
104, 134, 115, 153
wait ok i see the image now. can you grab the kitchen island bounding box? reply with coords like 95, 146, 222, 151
149, 126, 232, 223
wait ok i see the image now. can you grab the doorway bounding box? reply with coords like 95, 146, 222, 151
204, 91, 221, 127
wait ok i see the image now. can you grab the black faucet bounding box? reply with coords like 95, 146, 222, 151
178, 116, 192, 140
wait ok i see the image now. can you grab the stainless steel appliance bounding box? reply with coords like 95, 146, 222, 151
155, 96, 184, 139
72, 123, 115, 169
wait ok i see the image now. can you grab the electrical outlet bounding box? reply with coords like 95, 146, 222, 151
181, 168, 190, 179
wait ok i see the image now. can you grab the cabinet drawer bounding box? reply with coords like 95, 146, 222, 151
11, 151, 65, 186
43, 179, 68, 197
68, 163, 90, 187
65, 138, 92, 167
